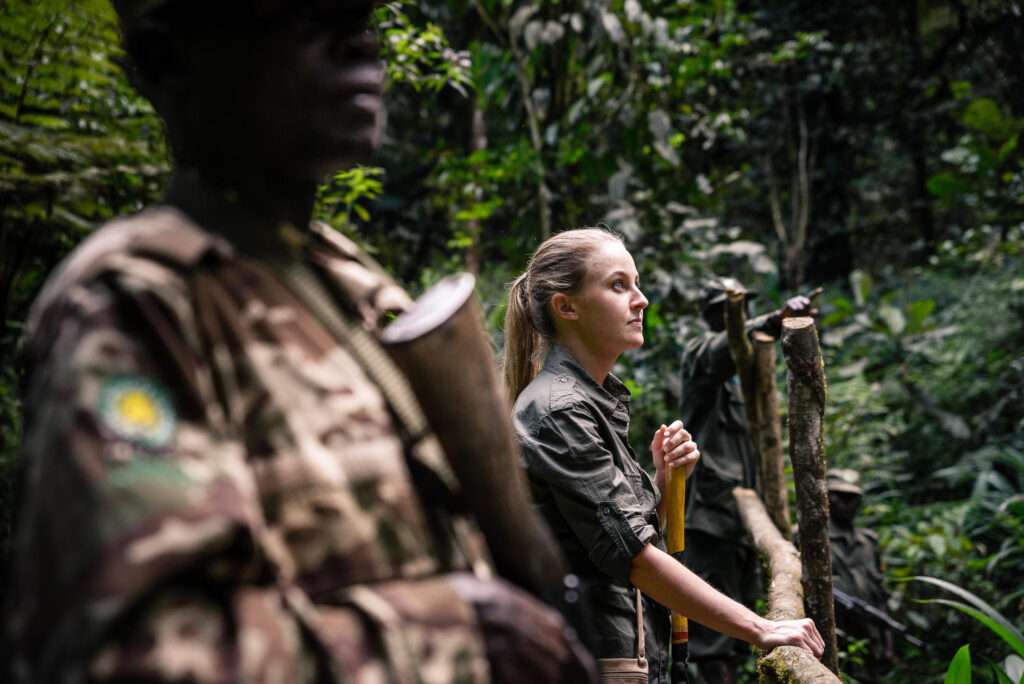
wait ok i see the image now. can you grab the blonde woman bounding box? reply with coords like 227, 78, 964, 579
506, 228, 823, 683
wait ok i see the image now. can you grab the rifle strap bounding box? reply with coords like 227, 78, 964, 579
269, 258, 461, 496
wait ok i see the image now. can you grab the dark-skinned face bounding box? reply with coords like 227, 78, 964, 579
828, 491, 862, 527
164, 1, 385, 183
701, 299, 750, 333
703, 303, 726, 332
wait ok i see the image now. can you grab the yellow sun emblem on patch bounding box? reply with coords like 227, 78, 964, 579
99, 375, 176, 449
116, 390, 160, 428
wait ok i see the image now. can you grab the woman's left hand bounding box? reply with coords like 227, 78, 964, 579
651, 420, 700, 481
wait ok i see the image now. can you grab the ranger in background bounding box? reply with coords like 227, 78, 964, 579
827, 468, 898, 680
679, 277, 812, 684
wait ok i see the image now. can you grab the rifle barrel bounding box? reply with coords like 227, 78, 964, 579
832, 587, 924, 649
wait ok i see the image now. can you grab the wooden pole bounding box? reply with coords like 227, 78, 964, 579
752, 331, 792, 540
665, 465, 688, 680
733, 487, 840, 684
781, 317, 838, 674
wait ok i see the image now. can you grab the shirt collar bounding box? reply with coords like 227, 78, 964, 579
543, 344, 632, 417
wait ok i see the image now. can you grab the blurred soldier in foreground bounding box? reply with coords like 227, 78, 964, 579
679, 277, 813, 684
827, 468, 899, 681
3, 2, 592, 682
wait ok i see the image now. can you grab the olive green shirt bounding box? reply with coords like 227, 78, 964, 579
679, 314, 778, 539
831, 524, 885, 604
831, 521, 892, 666
513, 345, 671, 682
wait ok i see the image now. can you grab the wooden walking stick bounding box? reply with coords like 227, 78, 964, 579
666, 458, 689, 682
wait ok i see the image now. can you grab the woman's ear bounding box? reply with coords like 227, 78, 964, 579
550, 293, 578, 321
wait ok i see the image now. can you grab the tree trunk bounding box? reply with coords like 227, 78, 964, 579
781, 317, 838, 674
753, 331, 791, 539
464, 100, 488, 274
725, 289, 761, 493
733, 488, 839, 684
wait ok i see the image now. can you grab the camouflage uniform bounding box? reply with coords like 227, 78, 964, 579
6, 207, 495, 683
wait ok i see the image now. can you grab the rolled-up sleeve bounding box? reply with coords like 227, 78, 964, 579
522, 406, 656, 584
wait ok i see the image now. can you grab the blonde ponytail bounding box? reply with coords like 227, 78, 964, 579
503, 273, 542, 403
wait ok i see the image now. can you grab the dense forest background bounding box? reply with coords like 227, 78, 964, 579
1, 0, 1022, 681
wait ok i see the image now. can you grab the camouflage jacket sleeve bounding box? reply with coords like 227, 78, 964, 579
8, 269, 323, 682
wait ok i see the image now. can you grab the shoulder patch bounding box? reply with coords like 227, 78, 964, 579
98, 375, 177, 450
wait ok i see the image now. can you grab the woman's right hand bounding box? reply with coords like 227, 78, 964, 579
754, 617, 825, 658
650, 420, 700, 482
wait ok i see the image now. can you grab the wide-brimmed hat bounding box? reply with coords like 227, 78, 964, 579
826, 468, 864, 496
700, 276, 759, 310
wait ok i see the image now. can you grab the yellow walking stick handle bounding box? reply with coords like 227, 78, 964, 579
666, 464, 688, 644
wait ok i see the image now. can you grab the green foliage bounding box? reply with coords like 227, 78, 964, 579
0, 0, 169, 567
914, 577, 1024, 684
317, 166, 386, 227
822, 228, 1024, 681
377, 2, 473, 95
1, 5, 1022, 683
914, 576, 1024, 660
946, 645, 972, 684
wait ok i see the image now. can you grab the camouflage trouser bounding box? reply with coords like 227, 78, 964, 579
681, 530, 761, 661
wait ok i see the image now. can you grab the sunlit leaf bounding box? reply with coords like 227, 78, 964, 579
962, 98, 1016, 141
944, 645, 972, 684
850, 270, 872, 307
878, 305, 905, 335
601, 11, 625, 44
906, 299, 935, 333
1003, 655, 1024, 684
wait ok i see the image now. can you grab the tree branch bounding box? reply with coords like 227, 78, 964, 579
734, 488, 840, 683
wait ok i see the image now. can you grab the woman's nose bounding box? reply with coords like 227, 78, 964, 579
633, 288, 648, 310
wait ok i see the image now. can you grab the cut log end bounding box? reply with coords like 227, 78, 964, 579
782, 316, 815, 332
725, 287, 748, 303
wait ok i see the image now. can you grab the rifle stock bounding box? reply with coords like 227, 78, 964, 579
382, 273, 567, 596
